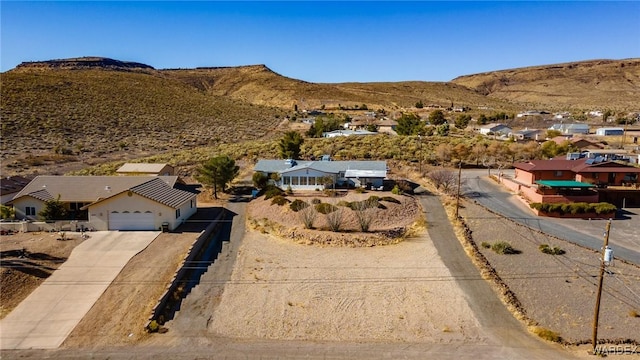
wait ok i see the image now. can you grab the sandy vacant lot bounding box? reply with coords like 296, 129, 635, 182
208, 224, 487, 344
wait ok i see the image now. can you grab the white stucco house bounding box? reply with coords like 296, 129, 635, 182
254, 159, 388, 190
548, 123, 590, 135
479, 123, 512, 136
8, 176, 197, 231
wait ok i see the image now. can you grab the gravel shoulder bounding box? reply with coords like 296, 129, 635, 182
460, 199, 640, 344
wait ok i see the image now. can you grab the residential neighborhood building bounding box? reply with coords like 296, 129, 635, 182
8, 176, 197, 231
595, 127, 624, 136
550, 136, 604, 150
322, 129, 378, 138
254, 159, 388, 190
510, 128, 543, 141
479, 123, 512, 136
508, 157, 640, 206
1, 176, 32, 205
548, 123, 590, 135
116, 163, 175, 176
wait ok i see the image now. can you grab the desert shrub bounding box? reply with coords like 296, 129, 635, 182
491, 241, 519, 255
337, 200, 351, 208
354, 187, 366, 193
290, 199, 309, 212
531, 202, 616, 216
325, 206, 344, 232
286, 185, 293, 195
529, 203, 543, 211
539, 244, 566, 255
381, 196, 401, 204
311, 198, 321, 205
299, 204, 317, 229
147, 320, 159, 333
481, 241, 491, 249
252, 172, 268, 189
630, 310, 639, 318
264, 185, 284, 200
271, 195, 290, 206
315, 202, 337, 214
548, 203, 564, 214
530, 326, 562, 343
391, 185, 402, 195
560, 203, 572, 215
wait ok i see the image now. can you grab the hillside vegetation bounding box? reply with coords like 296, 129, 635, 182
452, 59, 640, 110
2, 56, 639, 177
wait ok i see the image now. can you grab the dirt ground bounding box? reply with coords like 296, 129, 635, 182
0, 231, 84, 319
460, 199, 640, 344
3, 189, 639, 358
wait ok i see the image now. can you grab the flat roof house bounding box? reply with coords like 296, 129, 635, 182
8, 176, 197, 231
254, 159, 388, 190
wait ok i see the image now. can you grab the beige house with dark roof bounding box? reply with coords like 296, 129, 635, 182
9, 176, 196, 231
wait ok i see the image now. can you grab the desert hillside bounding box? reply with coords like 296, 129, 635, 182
452, 59, 640, 110
2, 56, 639, 177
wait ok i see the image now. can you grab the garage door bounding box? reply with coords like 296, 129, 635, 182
108, 211, 155, 231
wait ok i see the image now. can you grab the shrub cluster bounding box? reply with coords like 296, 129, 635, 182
289, 199, 309, 212
271, 195, 290, 206
530, 202, 617, 215
539, 244, 566, 255
491, 241, 519, 255
263, 185, 284, 200
315, 203, 338, 214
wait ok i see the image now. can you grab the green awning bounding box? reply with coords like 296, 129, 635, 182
536, 180, 596, 188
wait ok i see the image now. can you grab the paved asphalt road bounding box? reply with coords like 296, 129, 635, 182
461, 169, 640, 265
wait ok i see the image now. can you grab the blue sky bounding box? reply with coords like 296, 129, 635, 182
1, 1, 639, 82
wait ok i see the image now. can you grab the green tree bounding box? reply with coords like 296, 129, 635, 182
454, 114, 471, 129
39, 195, 68, 220
603, 109, 612, 123
429, 110, 447, 125
252, 172, 268, 189
477, 114, 488, 125
415, 100, 424, 109
279, 131, 304, 159
436, 123, 450, 136
396, 113, 423, 135
196, 155, 240, 199
1, 205, 15, 220
307, 115, 342, 138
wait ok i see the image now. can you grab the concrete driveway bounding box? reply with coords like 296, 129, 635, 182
0, 231, 159, 350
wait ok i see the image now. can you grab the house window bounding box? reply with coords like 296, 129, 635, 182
300, 176, 308, 186
291, 177, 299, 186
175, 209, 181, 219
554, 171, 563, 177
283, 176, 290, 185
190, 199, 194, 208
25, 206, 36, 216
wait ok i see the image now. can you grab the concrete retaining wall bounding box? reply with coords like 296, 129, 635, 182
146, 209, 225, 329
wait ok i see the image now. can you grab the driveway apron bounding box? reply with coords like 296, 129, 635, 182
0, 231, 159, 350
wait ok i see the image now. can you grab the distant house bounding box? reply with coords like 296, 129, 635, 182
550, 136, 604, 150
1, 176, 32, 206
479, 123, 512, 136
510, 128, 542, 141
322, 129, 377, 138
116, 163, 175, 176
548, 123, 590, 135
595, 127, 624, 136
8, 176, 197, 231
254, 159, 387, 190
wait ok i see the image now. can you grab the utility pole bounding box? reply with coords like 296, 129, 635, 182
592, 219, 612, 353
455, 161, 462, 218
